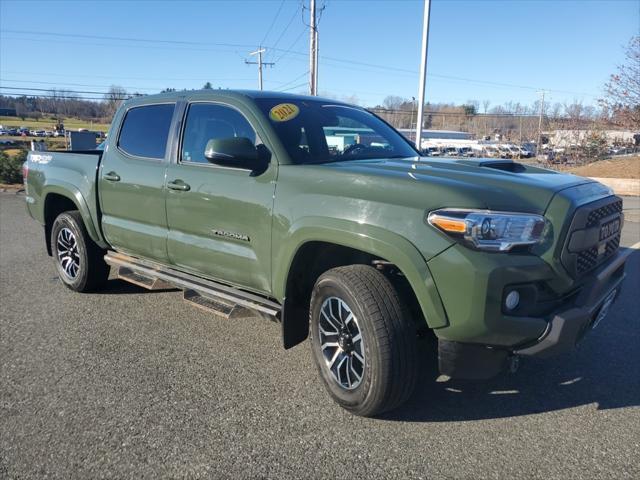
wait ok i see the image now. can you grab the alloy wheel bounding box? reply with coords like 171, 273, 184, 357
57, 227, 80, 279
318, 296, 365, 390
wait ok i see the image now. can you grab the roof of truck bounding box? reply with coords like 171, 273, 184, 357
123, 89, 347, 105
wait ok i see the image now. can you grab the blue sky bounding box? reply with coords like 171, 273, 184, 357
0, 0, 637, 108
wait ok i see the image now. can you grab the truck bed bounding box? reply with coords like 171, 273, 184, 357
25, 149, 105, 249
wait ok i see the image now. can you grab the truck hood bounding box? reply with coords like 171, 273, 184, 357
327, 157, 594, 214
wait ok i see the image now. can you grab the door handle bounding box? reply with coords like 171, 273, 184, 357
103, 171, 120, 182
167, 180, 191, 191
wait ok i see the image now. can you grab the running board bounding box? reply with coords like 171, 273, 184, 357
104, 251, 281, 318
117, 266, 173, 290
183, 289, 235, 319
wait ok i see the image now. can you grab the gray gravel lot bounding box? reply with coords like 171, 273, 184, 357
1, 192, 639, 479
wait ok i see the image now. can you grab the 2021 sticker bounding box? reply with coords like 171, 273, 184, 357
269, 103, 300, 122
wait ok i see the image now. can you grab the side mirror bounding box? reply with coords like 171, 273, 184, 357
204, 137, 267, 171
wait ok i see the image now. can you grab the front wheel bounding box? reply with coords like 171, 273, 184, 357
309, 265, 418, 417
51, 211, 109, 292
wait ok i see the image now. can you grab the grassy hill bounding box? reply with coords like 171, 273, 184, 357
0, 116, 110, 132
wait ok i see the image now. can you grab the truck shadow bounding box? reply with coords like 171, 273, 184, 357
383, 247, 640, 422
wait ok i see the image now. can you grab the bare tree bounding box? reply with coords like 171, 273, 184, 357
104, 85, 128, 119
601, 36, 640, 128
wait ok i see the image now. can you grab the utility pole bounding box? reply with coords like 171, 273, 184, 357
518, 108, 523, 145
410, 96, 416, 130
246, 48, 274, 90
536, 90, 546, 158
415, 0, 432, 151
309, 0, 318, 95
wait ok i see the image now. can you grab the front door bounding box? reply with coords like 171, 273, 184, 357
99, 102, 176, 262
164, 102, 276, 294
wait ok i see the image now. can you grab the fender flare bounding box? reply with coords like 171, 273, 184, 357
42, 182, 107, 249
273, 216, 448, 330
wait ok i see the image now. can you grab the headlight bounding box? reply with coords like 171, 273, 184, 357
427, 209, 549, 252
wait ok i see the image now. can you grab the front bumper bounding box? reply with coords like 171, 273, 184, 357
435, 249, 627, 379
514, 249, 626, 358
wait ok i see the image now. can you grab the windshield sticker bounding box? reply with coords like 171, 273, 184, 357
269, 103, 299, 122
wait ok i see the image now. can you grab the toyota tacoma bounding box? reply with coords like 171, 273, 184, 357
24, 90, 626, 416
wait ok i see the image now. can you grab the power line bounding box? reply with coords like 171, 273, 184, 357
278, 82, 307, 93
273, 28, 307, 63
261, 0, 286, 47
1, 70, 258, 83
0, 78, 160, 92
1, 29, 256, 49
276, 71, 310, 91
0, 76, 296, 92
0, 92, 129, 101
0, 86, 125, 95
0, 30, 600, 97
265, 2, 303, 58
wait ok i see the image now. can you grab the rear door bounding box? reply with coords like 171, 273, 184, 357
164, 101, 277, 294
99, 102, 176, 262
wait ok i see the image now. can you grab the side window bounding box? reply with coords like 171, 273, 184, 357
118, 104, 175, 159
181, 103, 262, 164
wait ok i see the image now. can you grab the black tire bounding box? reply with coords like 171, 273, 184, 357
51, 211, 109, 292
309, 265, 418, 417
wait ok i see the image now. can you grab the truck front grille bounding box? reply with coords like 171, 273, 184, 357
561, 197, 622, 278
586, 200, 622, 227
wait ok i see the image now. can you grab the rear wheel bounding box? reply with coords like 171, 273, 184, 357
51, 211, 109, 292
309, 265, 418, 417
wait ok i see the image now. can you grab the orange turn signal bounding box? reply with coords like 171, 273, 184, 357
428, 214, 467, 233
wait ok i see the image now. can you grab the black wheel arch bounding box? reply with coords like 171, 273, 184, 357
44, 193, 79, 256
281, 241, 425, 349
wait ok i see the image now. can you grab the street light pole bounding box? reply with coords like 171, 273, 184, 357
415, 0, 432, 152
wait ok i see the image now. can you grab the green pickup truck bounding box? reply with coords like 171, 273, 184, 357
24, 90, 626, 416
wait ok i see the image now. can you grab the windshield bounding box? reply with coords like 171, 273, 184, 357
255, 98, 418, 164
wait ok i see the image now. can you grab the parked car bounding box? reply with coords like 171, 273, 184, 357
442, 146, 458, 157
457, 146, 473, 157
424, 146, 441, 156
516, 146, 532, 158
24, 90, 627, 417
0, 129, 8, 136
609, 146, 628, 155
482, 145, 500, 157
53, 130, 66, 138
497, 145, 513, 159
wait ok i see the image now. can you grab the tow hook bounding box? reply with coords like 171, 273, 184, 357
508, 355, 520, 374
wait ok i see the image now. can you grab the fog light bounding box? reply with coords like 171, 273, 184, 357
505, 290, 520, 311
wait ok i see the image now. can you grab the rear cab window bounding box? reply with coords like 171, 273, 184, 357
118, 103, 175, 159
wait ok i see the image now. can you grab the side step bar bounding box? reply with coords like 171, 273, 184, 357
104, 251, 281, 318
118, 266, 173, 290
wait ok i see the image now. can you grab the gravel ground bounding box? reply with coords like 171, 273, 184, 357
1, 192, 639, 479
